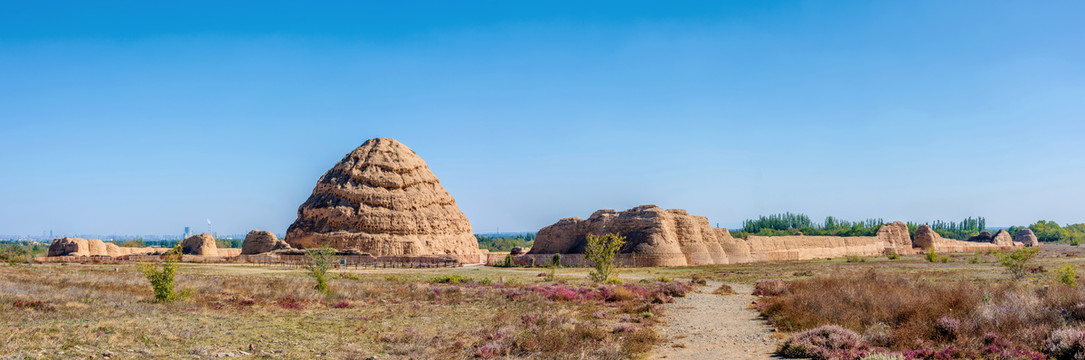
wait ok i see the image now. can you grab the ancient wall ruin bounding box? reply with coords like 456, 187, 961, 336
528, 205, 1023, 267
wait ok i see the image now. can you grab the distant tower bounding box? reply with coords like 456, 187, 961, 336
184, 227, 191, 238
206, 219, 212, 235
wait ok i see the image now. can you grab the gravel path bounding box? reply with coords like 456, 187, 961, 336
652, 282, 780, 359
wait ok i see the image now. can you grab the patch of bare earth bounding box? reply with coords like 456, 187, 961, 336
652, 281, 779, 359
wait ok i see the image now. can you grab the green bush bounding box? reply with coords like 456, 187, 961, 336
925, 248, 939, 263
585, 233, 626, 283
998, 247, 1041, 280
551, 253, 562, 268
493, 254, 514, 268
846, 256, 866, 263
1057, 265, 1077, 286
887, 252, 900, 260
304, 247, 336, 295
139, 245, 188, 302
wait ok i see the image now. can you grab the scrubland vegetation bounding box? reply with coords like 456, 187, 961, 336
10, 239, 1085, 359
751, 246, 1085, 360
1, 261, 697, 359
0, 241, 47, 264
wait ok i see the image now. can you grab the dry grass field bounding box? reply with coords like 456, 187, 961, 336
1, 263, 682, 360
4, 245, 1085, 360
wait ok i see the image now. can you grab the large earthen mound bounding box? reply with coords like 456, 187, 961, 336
284, 138, 479, 259
241, 230, 292, 254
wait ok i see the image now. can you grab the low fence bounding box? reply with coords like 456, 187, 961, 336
235, 254, 462, 269
35, 254, 244, 264
485, 253, 690, 267
35, 253, 466, 268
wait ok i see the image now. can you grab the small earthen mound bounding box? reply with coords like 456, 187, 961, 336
912, 225, 941, 250
1015, 229, 1040, 247
181, 233, 219, 256
991, 229, 1015, 247
241, 230, 292, 255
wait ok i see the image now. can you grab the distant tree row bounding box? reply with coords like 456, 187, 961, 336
475, 233, 535, 252
1010, 221, 1085, 245
733, 213, 887, 238
732, 213, 1001, 240
733, 214, 1085, 245
215, 238, 243, 248
0, 241, 48, 264
904, 217, 987, 240
111, 238, 147, 248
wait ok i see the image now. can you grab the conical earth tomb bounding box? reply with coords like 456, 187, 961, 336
285, 138, 479, 259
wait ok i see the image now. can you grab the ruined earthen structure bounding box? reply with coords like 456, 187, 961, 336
528, 205, 1024, 267
913, 225, 1021, 252
241, 230, 293, 254
1015, 229, 1040, 247
284, 138, 480, 260
181, 233, 220, 256
46, 237, 161, 257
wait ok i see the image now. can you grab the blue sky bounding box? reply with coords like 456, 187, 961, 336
2, 1, 1083, 236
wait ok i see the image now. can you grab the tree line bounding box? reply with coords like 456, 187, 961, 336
733, 213, 887, 238
733, 213, 1084, 244
475, 233, 535, 252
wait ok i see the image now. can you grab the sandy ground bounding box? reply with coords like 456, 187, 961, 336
652, 281, 781, 360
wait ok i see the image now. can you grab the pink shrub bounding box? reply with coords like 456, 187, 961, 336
332, 301, 351, 309
550, 287, 578, 301
276, 295, 305, 310
473, 341, 504, 359
612, 322, 639, 333
779, 325, 867, 360
901, 346, 959, 360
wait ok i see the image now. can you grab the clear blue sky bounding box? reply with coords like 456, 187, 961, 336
2, 1, 1083, 236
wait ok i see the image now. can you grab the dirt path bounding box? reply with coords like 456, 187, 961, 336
652, 282, 780, 359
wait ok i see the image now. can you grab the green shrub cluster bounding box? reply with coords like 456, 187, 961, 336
139, 245, 189, 302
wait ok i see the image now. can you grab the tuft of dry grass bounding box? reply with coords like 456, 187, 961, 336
712, 284, 735, 295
